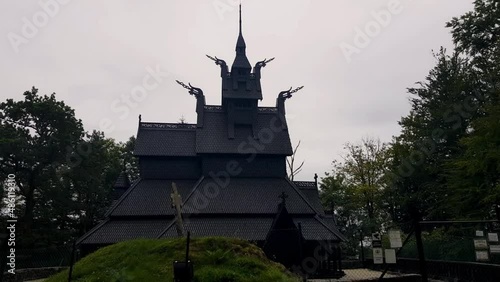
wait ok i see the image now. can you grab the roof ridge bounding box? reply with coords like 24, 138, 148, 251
105, 178, 141, 217
314, 214, 347, 241
179, 175, 206, 214
76, 218, 110, 245
293, 181, 317, 190
156, 219, 177, 239
139, 122, 197, 130
286, 178, 322, 215
156, 175, 205, 238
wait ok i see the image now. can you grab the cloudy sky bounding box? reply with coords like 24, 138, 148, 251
1, 0, 474, 180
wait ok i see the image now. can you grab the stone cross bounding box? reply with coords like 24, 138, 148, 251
171, 182, 185, 237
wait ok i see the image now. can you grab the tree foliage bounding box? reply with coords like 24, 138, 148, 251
320, 137, 390, 255
0, 87, 84, 246
0, 88, 138, 247
323, 1, 500, 249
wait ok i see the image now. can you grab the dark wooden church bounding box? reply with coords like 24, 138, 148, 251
78, 6, 345, 277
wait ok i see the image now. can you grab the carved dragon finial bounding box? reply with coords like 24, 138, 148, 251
176, 80, 204, 99
255, 57, 275, 69
278, 86, 304, 100
206, 54, 225, 66
206, 55, 228, 77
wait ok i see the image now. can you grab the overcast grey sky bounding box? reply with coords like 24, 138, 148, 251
0, 0, 474, 181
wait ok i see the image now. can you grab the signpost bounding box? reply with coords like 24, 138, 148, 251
385, 249, 397, 264
474, 230, 490, 262
389, 230, 402, 248
373, 248, 383, 264
372, 233, 383, 264
488, 233, 499, 242
372, 233, 382, 248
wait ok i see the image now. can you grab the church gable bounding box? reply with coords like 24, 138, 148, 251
195, 109, 293, 155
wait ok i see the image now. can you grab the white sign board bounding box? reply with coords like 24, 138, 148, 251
474, 239, 488, 249
488, 233, 499, 242
476, 230, 484, 237
373, 248, 383, 264
476, 250, 489, 261
389, 230, 402, 248
490, 245, 500, 254
385, 249, 397, 264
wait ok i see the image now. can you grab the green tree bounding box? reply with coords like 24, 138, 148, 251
320, 171, 361, 256
120, 136, 139, 181
68, 131, 123, 236
444, 0, 500, 218
0, 87, 84, 246
321, 137, 391, 255
388, 49, 480, 222
0, 88, 137, 247
447, 0, 500, 87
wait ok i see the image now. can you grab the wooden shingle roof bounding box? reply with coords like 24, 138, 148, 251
134, 108, 293, 157
196, 110, 292, 155
134, 123, 197, 157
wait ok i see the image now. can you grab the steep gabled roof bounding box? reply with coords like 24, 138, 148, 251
134, 123, 197, 157
181, 178, 315, 215
195, 109, 293, 155
294, 181, 324, 215
135, 108, 292, 157
160, 217, 273, 241
109, 178, 200, 217
158, 216, 344, 241
77, 219, 170, 245
113, 171, 130, 189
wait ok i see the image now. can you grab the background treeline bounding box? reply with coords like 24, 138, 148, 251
320, 0, 500, 258
0, 88, 139, 248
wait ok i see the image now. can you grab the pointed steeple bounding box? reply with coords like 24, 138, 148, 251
231, 3, 251, 73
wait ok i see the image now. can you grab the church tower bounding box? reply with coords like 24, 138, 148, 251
221, 4, 263, 139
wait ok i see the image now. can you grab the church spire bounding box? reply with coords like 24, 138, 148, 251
239, 3, 242, 35
231, 3, 251, 73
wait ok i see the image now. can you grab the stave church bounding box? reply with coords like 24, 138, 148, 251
78, 5, 345, 277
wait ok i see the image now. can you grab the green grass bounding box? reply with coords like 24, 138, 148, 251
46, 237, 300, 282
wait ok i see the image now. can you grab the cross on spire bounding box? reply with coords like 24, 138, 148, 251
232, 1, 251, 72
279, 191, 289, 206
239, 2, 242, 35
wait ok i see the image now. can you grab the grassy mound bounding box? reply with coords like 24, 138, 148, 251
46, 237, 300, 282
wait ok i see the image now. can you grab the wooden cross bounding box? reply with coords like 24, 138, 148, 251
171, 182, 185, 237
279, 191, 289, 206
